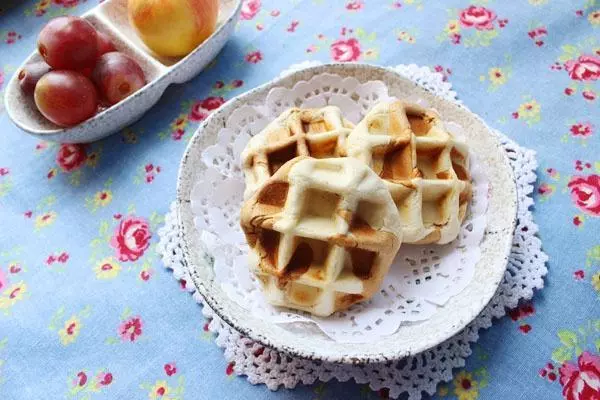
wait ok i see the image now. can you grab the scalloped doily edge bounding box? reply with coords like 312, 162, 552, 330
156, 63, 548, 400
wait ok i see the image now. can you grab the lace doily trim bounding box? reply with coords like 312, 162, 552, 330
157, 63, 547, 400
190, 70, 490, 342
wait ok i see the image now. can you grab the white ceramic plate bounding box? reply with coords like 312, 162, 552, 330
175, 63, 517, 364
4, 0, 241, 144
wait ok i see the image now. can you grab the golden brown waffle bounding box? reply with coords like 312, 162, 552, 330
240, 156, 402, 316
241, 106, 354, 199
347, 101, 472, 244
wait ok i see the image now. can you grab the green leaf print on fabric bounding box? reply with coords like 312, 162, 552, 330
551, 320, 600, 364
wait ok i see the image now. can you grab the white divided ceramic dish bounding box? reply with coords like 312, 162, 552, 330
176, 63, 517, 364
4, 0, 242, 143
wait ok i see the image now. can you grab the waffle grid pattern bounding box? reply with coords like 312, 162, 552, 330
241, 106, 354, 199
241, 157, 401, 316
347, 102, 472, 244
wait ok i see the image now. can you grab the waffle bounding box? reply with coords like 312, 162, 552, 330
241, 106, 354, 199
347, 101, 472, 244
240, 156, 402, 316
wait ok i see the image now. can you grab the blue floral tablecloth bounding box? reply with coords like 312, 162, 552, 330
0, 0, 599, 399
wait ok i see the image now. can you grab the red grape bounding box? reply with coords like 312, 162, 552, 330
92, 52, 145, 106
97, 31, 117, 56
78, 67, 94, 78
34, 71, 98, 127
37, 16, 98, 70
18, 61, 51, 94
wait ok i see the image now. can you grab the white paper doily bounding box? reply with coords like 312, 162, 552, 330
157, 64, 547, 399
189, 71, 489, 343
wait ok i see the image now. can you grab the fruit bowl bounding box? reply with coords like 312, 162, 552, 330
174, 63, 517, 363
4, 0, 242, 144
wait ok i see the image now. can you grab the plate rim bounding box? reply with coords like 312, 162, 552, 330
175, 62, 517, 364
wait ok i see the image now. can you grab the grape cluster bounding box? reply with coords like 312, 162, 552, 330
18, 16, 146, 127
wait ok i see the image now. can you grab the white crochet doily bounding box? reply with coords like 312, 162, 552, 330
157, 64, 547, 399
189, 72, 489, 343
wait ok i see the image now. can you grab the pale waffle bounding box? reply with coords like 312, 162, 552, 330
347, 101, 472, 244
240, 156, 402, 316
241, 106, 354, 199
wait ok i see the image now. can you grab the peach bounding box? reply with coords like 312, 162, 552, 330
128, 0, 219, 58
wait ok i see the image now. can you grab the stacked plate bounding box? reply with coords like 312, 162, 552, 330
173, 63, 517, 364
